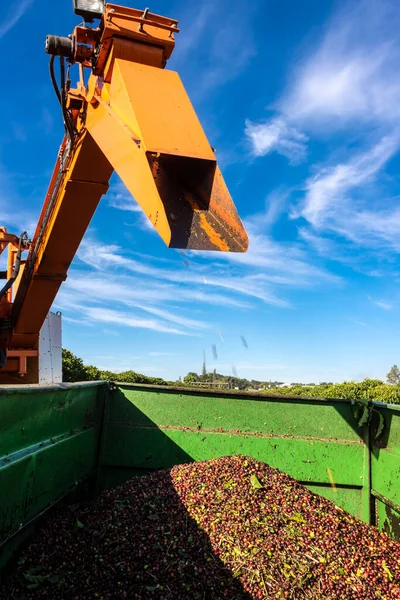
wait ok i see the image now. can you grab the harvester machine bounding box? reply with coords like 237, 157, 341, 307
0, 1, 248, 384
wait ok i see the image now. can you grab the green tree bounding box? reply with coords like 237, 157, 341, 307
387, 365, 400, 385
98, 370, 117, 381
85, 365, 101, 381
62, 349, 90, 382
183, 372, 198, 384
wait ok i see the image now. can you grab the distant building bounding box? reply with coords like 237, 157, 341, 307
190, 381, 230, 389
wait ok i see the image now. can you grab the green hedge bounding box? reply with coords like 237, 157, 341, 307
263, 379, 400, 404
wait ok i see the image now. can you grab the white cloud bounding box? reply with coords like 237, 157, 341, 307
77, 239, 291, 306
103, 328, 120, 337
75, 200, 342, 315
368, 296, 393, 311
12, 122, 27, 142
279, 0, 400, 130
245, 0, 400, 168
170, 1, 216, 60
271, 4, 400, 264
245, 118, 308, 164
107, 181, 142, 214
299, 135, 399, 227
41, 108, 54, 136
208, 222, 341, 286
171, 0, 256, 101
106, 179, 157, 234
60, 212, 342, 349
0, 0, 33, 39
0, 164, 39, 236
62, 304, 196, 336
348, 207, 400, 251
57, 171, 342, 353
247, 189, 289, 229
63, 269, 251, 311
214, 362, 288, 372
57, 286, 209, 334
291, 134, 400, 261
133, 305, 211, 331
298, 228, 335, 256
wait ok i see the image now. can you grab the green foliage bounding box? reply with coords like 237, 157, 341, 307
387, 364, 400, 385
368, 384, 400, 404
85, 365, 101, 381
62, 349, 90, 383
62, 349, 167, 385
183, 372, 198, 384
261, 378, 400, 405
116, 370, 166, 385
62, 350, 400, 405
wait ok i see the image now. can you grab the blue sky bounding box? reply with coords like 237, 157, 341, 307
1, 0, 400, 383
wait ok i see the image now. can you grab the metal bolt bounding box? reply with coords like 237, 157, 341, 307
138, 7, 149, 32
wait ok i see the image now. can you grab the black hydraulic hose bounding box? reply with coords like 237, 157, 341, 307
12, 56, 76, 320
49, 55, 62, 105
49, 55, 75, 145
0, 232, 28, 301
24, 58, 75, 282
60, 57, 75, 145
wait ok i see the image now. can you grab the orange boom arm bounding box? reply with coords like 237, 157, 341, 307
0, 4, 248, 382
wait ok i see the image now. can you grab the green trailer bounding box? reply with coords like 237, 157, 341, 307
0, 382, 399, 573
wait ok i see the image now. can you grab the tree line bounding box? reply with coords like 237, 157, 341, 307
62, 349, 167, 386
62, 350, 400, 404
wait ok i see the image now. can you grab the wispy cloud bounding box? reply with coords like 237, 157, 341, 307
12, 122, 27, 142
40, 108, 54, 136
0, 162, 39, 235
133, 305, 211, 331
248, 189, 290, 230
245, 0, 400, 166
107, 181, 142, 213
245, 118, 308, 164
273, 0, 400, 267
106, 178, 157, 234
298, 228, 336, 256
69, 202, 342, 339
213, 362, 288, 373
0, 0, 33, 39
368, 296, 393, 311
82, 306, 195, 336
297, 135, 399, 227
172, 0, 256, 101
63, 270, 252, 311
76, 239, 291, 306
208, 222, 341, 286
58, 302, 196, 336
279, 0, 400, 130
244, 0, 400, 266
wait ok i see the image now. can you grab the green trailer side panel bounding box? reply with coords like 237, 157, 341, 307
375, 499, 400, 540
104, 426, 364, 485
0, 429, 99, 537
372, 449, 400, 506
1, 382, 400, 574
0, 383, 105, 569
101, 386, 369, 521
0, 384, 102, 457
107, 387, 364, 442
371, 404, 400, 537
305, 485, 363, 520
